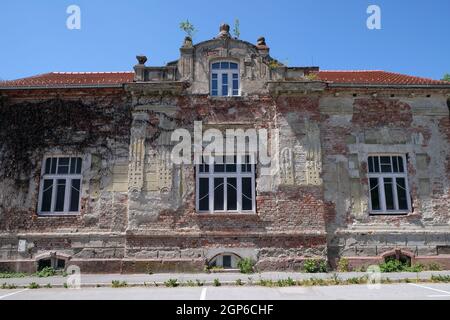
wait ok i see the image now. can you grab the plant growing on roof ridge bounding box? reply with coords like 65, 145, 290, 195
233, 19, 240, 39
179, 20, 196, 39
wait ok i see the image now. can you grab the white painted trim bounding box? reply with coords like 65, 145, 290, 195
196, 154, 256, 214
368, 154, 411, 215
210, 61, 241, 97
37, 155, 89, 216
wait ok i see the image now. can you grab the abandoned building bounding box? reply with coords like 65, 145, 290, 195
1, 24, 450, 273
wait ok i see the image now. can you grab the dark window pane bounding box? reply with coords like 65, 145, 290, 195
380, 156, 392, 173
368, 157, 374, 173
227, 178, 237, 211
58, 158, 70, 174
232, 90, 239, 96
384, 177, 395, 210
373, 157, 380, 173
222, 255, 232, 268
214, 178, 224, 211
222, 74, 228, 96
230, 63, 238, 69
392, 156, 399, 173
76, 158, 82, 174
41, 179, 53, 212
222, 86, 228, 96
242, 177, 253, 210
369, 178, 380, 211
220, 62, 229, 69
199, 178, 209, 211
69, 179, 81, 212
45, 158, 51, 174
226, 155, 237, 172
56, 259, 66, 269
222, 74, 228, 84
51, 158, 57, 174
212, 90, 218, 96
70, 158, 76, 174
55, 179, 66, 212
214, 156, 225, 172
212, 63, 220, 69
398, 156, 404, 173
396, 178, 408, 210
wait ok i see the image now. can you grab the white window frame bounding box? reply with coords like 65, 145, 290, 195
210, 61, 240, 97
368, 154, 411, 215
196, 154, 256, 214
37, 156, 84, 216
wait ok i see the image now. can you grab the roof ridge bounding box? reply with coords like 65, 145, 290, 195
318, 70, 385, 73
51, 71, 134, 75
0, 72, 54, 83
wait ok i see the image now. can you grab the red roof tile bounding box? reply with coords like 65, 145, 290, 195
0, 70, 448, 88
316, 70, 449, 85
0, 72, 134, 88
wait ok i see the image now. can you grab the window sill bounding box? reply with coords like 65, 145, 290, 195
208, 95, 244, 100
369, 211, 410, 216
36, 213, 81, 218
197, 212, 257, 218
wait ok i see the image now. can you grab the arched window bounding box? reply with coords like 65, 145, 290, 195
211, 61, 240, 97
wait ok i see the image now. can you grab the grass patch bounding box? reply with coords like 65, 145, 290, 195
426, 263, 442, 271
238, 258, 255, 274
164, 279, 179, 288
0, 272, 27, 279
303, 259, 327, 273
235, 279, 243, 286
337, 258, 350, 272
431, 275, 450, 283
111, 280, 127, 288
379, 260, 424, 273
35, 267, 58, 278
28, 282, 40, 289
196, 279, 204, 287
1, 283, 17, 289
213, 279, 221, 287
184, 280, 196, 287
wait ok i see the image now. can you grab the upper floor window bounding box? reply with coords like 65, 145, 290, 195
368, 155, 411, 214
211, 61, 240, 97
38, 156, 83, 215
196, 154, 255, 213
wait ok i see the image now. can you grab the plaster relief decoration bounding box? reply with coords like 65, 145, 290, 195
280, 147, 295, 185
304, 119, 322, 185
129, 113, 148, 193
157, 148, 173, 193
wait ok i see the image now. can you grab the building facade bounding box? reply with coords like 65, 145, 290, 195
1, 24, 450, 273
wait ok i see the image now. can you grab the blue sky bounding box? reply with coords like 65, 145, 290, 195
0, 0, 449, 80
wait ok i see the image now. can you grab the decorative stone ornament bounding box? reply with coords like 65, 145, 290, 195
217, 23, 231, 39
257, 37, 267, 47
136, 55, 148, 65
182, 36, 193, 48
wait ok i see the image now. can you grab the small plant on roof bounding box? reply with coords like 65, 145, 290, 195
179, 20, 197, 39
233, 19, 240, 39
